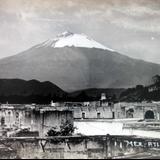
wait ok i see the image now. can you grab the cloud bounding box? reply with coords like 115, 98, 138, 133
0, 0, 160, 63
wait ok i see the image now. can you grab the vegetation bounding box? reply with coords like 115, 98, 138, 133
1, 75, 160, 103
47, 121, 76, 137
120, 75, 160, 102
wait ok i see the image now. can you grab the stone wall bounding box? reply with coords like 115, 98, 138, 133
73, 106, 114, 119
0, 135, 159, 159
0, 107, 73, 137
114, 102, 160, 120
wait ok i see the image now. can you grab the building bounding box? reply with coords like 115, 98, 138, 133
0, 104, 73, 137
114, 102, 160, 120
65, 93, 115, 119
1, 92, 160, 138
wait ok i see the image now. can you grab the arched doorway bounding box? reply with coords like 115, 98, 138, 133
126, 109, 134, 118
145, 110, 154, 119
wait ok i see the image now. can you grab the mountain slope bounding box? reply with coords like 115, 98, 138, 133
0, 79, 66, 104
0, 32, 160, 91
120, 75, 160, 102
69, 88, 125, 102
0, 79, 65, 96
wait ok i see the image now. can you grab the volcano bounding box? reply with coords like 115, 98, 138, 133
0, 31, 160, 91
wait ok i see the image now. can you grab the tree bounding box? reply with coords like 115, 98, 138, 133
47, 121, 76, 137
152, 75, 160, 85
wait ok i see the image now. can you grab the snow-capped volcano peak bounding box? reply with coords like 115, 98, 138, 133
36, 31, 114, 51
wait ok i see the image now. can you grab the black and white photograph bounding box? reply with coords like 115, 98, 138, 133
0, 0, 160, 159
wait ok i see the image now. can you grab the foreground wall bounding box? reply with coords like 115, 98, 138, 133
1, 135, 160, 159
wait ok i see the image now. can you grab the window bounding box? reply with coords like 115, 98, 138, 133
126, 109, 134, 118
82, 112, 85, 119
97, 112, 101, 118
108, 102, 112, 106
1, 117, 5, 126
112, 112, 115, 119
16, 112, 19, 118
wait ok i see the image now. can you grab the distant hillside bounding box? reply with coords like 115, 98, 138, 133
69, 88, 125, 101
0, 79, 125, 104
2, 75, 160, 104
120, 75, 160, 102
0, 79, 66, 104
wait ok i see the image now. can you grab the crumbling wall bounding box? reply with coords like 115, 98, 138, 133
0, 109, 73, 137
0, 135, 154, 159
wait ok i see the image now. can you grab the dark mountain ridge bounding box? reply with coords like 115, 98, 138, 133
0, 78, 125, 104
0, 79, 66, 104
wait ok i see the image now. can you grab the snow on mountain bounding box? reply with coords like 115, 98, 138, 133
0, 31, 160, 91
36, 31, 114, 51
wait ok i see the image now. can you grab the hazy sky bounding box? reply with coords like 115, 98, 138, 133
0, 0, 160, 63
